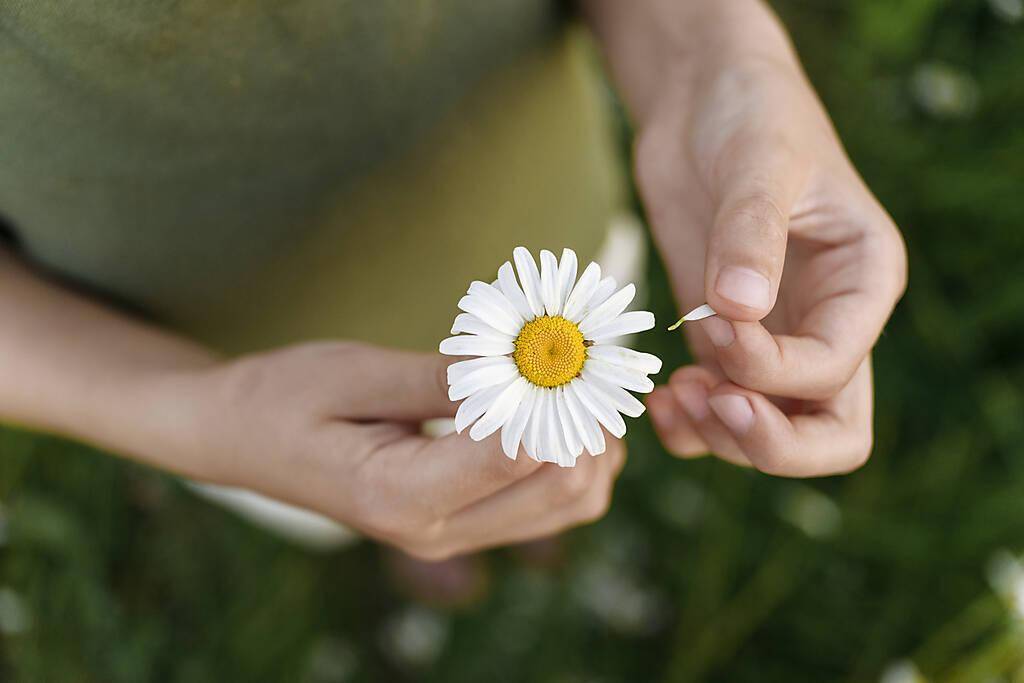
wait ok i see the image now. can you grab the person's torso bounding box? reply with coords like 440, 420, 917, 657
0, 0, 628, 352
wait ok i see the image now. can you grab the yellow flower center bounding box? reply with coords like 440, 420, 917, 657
513, 315, 587, 387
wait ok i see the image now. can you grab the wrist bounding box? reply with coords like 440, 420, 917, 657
589, 0, 800, 127
83, 361, 229, 484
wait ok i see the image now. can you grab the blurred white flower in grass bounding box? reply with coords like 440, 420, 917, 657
380, 607, 448, 670
989, 0, 1023, 22
574, 565, 670, 636
652, 477, 707, 529
0, 587, 30, 635
305, 636, 357, 683
440, 247, 660, 467
880, 660, 925, 683
911, 63, 980, 120
776, 484, 842, 540
987, 549, 1024, 619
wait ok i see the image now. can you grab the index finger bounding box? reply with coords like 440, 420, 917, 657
332, 347, 458, 421
376, 429, 544, 518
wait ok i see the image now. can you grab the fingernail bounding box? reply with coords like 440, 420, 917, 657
671, 381, 710, 421
708, 394, 754, 435
715, 266, 771, 311
700, 316, 735, 347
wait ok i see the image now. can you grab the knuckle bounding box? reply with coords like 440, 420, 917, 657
558, 467, 594, 501
749, 448, 793, 477
722, 192, 789, 244
483, 452, 523, 484
402, 539, 455, 563
842, 431, 874, 474
580, 488, 612, 523
887, 227, 910, 300
434, 356, 452, 403
633, 126, 685, 220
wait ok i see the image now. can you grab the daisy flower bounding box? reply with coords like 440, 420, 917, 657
439, 247, 662, 468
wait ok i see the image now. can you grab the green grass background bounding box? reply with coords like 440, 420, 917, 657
2, 1, 1024, 681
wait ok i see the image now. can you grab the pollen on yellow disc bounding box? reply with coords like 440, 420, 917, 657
513, 315, 587, 388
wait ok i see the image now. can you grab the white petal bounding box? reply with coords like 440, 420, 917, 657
470, 377, 529, 441
447, 356, 509, 385
583, 358, 654, 394
522, 388, 544, 462
455, 381, 511, 433
439, 335, 515, 357
563, 382, 606, 456
582, 371, 647, 418
590, 277, 617, 308
556, 249, 578, 313
585, 345, 662, 375
449, 359, 519, 401
579, 283, 636, 336
451, 313, 514, 340
468, 280, 524, 327
497, 261, 534, 320
571, 378, 626, 438
555, 387, 584, 457
540, 249, 561, 316
575, 276, 618, 323
457, 294, 520, 337
513, 246, 545, 318
587, 311, 657, 342
541, 389, 573, 467
562, 261, 601, 322
501, 385, 537, 460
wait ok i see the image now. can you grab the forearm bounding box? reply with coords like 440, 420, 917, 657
580, 0, 799, 124
0, 247, 219, 479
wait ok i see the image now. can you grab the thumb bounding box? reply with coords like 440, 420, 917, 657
704, 141, 807, 322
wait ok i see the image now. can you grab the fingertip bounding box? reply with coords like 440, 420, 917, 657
647, 386, 708, 458
669, 379, 710, 423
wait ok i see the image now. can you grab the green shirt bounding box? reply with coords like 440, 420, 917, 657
0, 1, 627, 353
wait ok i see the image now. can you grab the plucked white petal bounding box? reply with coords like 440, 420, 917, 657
579, 283, 636, 336
563, 382, 606, 456
539, 249, 561, 316
450, 313, 514, 340
583, 358, 655, 394
555, 387, 584, 457
501, 385, 537, 460
571, 378, 627, 438
449, 358, 519, 401
585, 345, 663, 375
556, 249, 578, 312
587, 311, 656, 342
470, 377, 529, 441
439, 335, 515, 357
513, 246, 545, 317
497, 261, 534, 320
447, 356, 509, 385
562, 261, 601, 322
582, 371, 647, 418
454, 382, 512, 433
457, 294, 520, 337
467, 281, 524, 326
